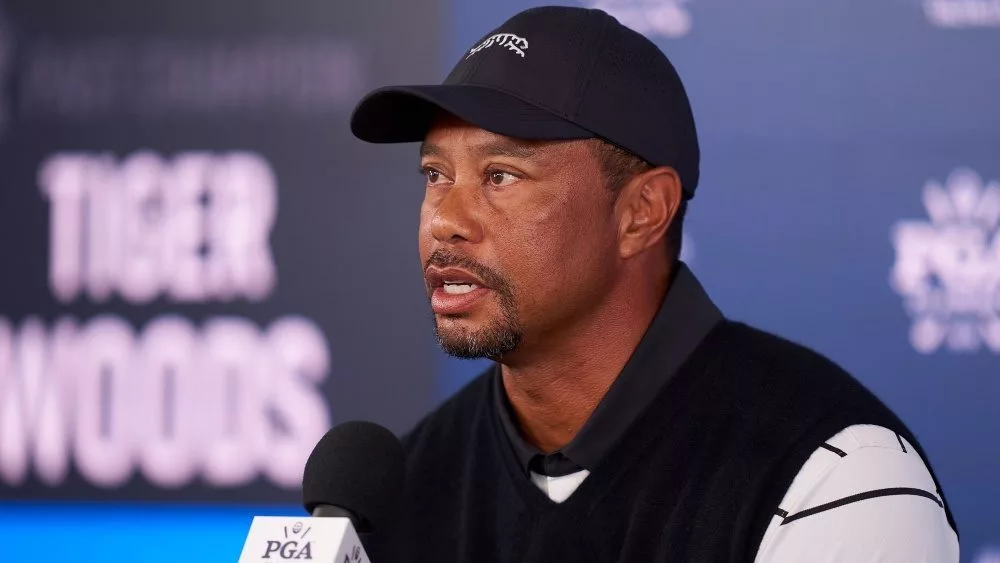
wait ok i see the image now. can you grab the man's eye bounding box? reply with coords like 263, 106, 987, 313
487, 170, 518, 187
420, 167, 444, 184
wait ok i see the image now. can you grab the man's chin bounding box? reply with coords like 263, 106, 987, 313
439, 342, 495, 360
433, 319, 522, 360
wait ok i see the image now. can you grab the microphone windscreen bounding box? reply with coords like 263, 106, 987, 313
302, 421, 405, 532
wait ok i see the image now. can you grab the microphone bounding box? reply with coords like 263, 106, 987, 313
302, 420, 406, 532
238, 421, 404, 562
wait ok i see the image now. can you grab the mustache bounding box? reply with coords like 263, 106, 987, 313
423, 249, 511, 293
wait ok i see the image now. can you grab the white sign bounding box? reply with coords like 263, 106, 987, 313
238, 517, 369, 563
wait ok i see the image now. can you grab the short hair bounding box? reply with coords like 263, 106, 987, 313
590, 139, 687, 265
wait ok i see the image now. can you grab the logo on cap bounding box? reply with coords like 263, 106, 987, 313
467, 33, 529, 59
889, 167, 1000, 354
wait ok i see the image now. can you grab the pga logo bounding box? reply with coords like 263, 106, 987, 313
262, 541, 313, 560
262, 522, 314, 560
889, 168, 1000, 353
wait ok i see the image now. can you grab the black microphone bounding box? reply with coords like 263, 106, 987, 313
302, 421, 405, 534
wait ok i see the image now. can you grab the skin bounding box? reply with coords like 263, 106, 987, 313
418, 114, 684, 453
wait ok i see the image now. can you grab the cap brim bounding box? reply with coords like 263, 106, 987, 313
350, 84, 594, 143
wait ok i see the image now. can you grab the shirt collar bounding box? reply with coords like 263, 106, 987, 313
494, 262, 723, 477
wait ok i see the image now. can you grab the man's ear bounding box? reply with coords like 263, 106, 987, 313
615, 167, 683, 260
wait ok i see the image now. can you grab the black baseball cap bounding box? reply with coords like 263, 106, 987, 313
350, 6, 701, 198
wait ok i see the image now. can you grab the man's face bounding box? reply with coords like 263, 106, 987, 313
418, 115, 620, 359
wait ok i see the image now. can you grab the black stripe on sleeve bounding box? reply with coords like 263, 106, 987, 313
820, 443, 847, 457
896, 432, 907, 453
774, 508, 788, 518
780, 487, 943, 526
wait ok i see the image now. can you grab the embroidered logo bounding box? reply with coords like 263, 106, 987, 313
889, 168, 1000, 353
466, 33, 529, 59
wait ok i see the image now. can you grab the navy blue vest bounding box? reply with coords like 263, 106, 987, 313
364, 321, 956, 563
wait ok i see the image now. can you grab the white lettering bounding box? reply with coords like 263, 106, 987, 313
164, 153, 214, 302
40, 157, 87, 303
37, 318, 76, 485
202, 317, 267, 487
75, 316, 135, 487
204, 153, 278, 302
135, 316, 200, 487
263, 317, 331, 487
84, 155, 126, 302
467, 33, 529, 59
39, 151, 278, 305
0, 314, 330, 489
120, 152, 168, 303
0, 318, 29, 485
0, 317, 73, 486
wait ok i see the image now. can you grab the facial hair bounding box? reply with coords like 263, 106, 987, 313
424, 249, 523, 359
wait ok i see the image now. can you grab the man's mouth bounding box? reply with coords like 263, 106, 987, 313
425, 266, 489, 292
424, 266, 492, 315
442, 281, 481, 295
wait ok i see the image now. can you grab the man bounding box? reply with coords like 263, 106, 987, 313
349, 6, 959, 562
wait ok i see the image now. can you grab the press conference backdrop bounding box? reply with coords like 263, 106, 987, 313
0, 0, 995, 560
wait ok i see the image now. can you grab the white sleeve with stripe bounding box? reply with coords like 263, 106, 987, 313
754, 424, 959, 563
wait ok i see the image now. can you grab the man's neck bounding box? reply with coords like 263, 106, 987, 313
500, 264, 670, 454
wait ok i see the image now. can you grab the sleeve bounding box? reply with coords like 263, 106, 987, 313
753, 424, 959, 563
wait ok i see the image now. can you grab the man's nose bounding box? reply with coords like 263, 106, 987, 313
430, 183, 483, 245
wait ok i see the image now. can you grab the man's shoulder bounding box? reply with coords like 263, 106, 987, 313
712, 320, 862, 387
695, 322, 957, 551
704, 320, 899, 425
714, 320, 849, 372
400, 366, 496, 457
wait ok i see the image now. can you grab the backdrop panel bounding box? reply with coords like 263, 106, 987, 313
0, 0, 444, 505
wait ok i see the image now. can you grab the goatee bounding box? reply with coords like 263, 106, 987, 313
424, 249, 523, 359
